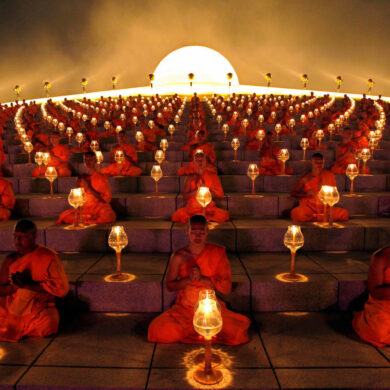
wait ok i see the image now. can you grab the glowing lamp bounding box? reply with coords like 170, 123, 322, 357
168, 124, 175, 138
270, 111, 276, 122
193, 289, 223, 385
82, 114, 88, 122
315, 129, 324, 148
324, 186, 340, 226
231, 138, 240, 162
274, 123, 282, 142
277, 148, 289, 175
216, 115, 222, 126
114, 150, 124, 174
196, 187, 212, 214
20, 134, 29, 144
155, 150, 165, 165
52, 118, 58, 129
90, 140, 99, 152
256, 129, 265, 151
360, 148, 371, 174
300, 114, 306, 126
280, 225, 306, 282
247, 163, 259, 194
45, 166, 57, 197
132, 116, 138, 126
24, 142, 33, 163
300, 138, 309, 160
107, 225, 131, 282
68, 188, 85, 228
115, 126, 122, 140
346, 163, 359, 195
135, 131, 144, 144
327, 124, 335, 140
66, 127, 73, 144
151, 165, 163, 196
160, 138, 168, 153
42, 152, 51, 167
76, 132, 84, 149
91, 117, 97, 127
34, 151, 43, 176
58, 122, 65, 133
104, 121, 111, 131
47, 115, 53, 123
288, 118, 295, 133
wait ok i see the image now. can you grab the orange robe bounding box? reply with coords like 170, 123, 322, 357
172, 172, 229, 223
0, 245, 69, 342
0, 178, 15, 221
331, 141, 369, 174
32, 145, 72, 177
291, 170, 349, 222
100, 144, 142, 177
178, 144, 217, 176
148, 244, 250, 345
353, 268, 390, 347
57, 171, 116, 224
259, 146, 293, 176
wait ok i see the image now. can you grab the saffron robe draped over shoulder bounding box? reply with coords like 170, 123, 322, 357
353, 268, 390, 347
0, 245, 69, 342
57, 171, 116, 224
172, 171, 229, 223
0, 178, 15, 221
100, 144, 142, 177
291, 170, 349, 222
148, 243, 250, 345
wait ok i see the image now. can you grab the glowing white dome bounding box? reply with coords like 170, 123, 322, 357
153, 46, 239, 87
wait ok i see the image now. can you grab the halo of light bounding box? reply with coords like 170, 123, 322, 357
153, 46, 239, 87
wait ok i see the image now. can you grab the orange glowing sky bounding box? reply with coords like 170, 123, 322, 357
0, 0, 389, 101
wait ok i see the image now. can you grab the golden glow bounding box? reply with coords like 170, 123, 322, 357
104, 273, 135, 283
153, 46, 239, 88
276, 272, 309, 283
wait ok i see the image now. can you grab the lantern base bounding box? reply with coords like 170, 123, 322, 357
244, 194, 264, 198
104, 273, 135, 283
313, 222, 344, 229
64, 223, 95, 230
343, 193, 363, 198
193, 352, 222, 368
42, 195, 62, 199
193, 367, 223, 385
276, 272, 308, 283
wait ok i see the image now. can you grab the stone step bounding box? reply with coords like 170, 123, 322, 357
0, 217, 388, 253
0, 250, 370, 313
4, 173, 390, 196
12, 192, 390, 219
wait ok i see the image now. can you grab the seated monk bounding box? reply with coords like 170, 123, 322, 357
178, 131, 217, 176
148, 214, 250, 345
57, 152, 116, 224
291, 153, 349, 222
353, 245, 390, 347
101, 132, 142, 177
172, 151, 229, 223
331, 128, 368, 174
0, 177, 15, 221
259, 132, 293, 175
32, 133, 72, 177
0, 220, 69, 342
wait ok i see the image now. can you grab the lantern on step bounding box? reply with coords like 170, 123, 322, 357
114, 150, 124, 176
115, 126, 122, 140
95, 150, 103, 168
45, 166, 57, 198
107, 225, 132, 282
274, 124, 282, 142
368, 138, 377, 160
24, 142, 33, 164
160, 138, 168, 153
90, 140, 99, 152
247, 164, 259, 194
256, 129, 265, 151
76, 132, 84, 149
34, 151, 44, 176
135, 131, 144, 145
91, 117, 97, 127
174, 115, 180, 124
58, 122, 65, 134
66, 127, 73, 144
155, 150, 165, 165
288, 118, 295, 133
315, 129, 324, 149
300, 138, 309, 161
258, 114, 264, 125
193, 289, 223, 385
196, 187, 212, 215
360, 148, 371, 174
52, 118, 58, 130
346, 163, 359, 195
318, 185, 332, 224
168, 124, 175, 138
300, 114, 306, 127
277, 148, 289, 175
104, 121, 111, 132
222, 123, 229, 141
327, 124, 335, 140
68, 187, 85, 228
231, 138, 240, 162
151, 165, 163, 196
280, 225, 306, 282
324, 186, 340, 227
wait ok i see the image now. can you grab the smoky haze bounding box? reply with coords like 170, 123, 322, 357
0, 0, 389, 101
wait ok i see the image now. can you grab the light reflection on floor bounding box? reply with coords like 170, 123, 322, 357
183, 347, 233, 388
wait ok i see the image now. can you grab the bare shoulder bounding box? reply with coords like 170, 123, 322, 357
170, 247, 192, 266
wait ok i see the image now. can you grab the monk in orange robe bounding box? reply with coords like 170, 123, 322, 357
101, 132, 142, 177
148, 214, 250, 345
172, 152, 229, 223
331, 128, 368, 174
291, 153, 349, 222
57, 152, 116, 224
353, 245, 390, 347
32, 133, 72, 177
0, 220, 69, 342
0, 178, 15, 221
259, 132, 293, 175
178, 131, 217, 176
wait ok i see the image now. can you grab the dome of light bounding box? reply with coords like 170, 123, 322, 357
153, 46, 239, 87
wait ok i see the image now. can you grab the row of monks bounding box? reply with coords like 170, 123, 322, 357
0, 93, 389, 348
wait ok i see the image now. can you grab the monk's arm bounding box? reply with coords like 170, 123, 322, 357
210, 250, 232, 295
368, 252, 390, 300
291, 177, 308, 199
183, 176, 199, 201
0, 256, 16, 296
165, 252, 192, 291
